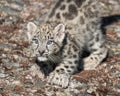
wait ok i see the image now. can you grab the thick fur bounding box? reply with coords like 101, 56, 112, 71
27, 0, 108, 88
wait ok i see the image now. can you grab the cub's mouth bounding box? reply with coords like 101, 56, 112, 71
36, 51, 49, 61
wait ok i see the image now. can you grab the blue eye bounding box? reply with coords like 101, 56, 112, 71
47, 40, 53, 45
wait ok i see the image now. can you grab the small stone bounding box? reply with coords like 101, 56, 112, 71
2, 54, 6, 58
87, 87, 97, 94
31, 89, 37, 93
25, 75, 33, 80
13, 54, 19, 60
3, 48, 10, 52
0, 73, 7, 78
3, 62, 13, 70
12, 80, 21, 85
36, 80, 46, 87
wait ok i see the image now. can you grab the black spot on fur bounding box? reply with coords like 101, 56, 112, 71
60, 68, 64, 71
64, 65, 69, 68
95, 33, 100, 42
67, 70, 72, 73
95, 57, 98, 60
63, 55, 67, 58
67, 0, 71, 2
90, 57, 93, 60
89, 43, 94, 47
68, 61, 73, 64
72, 45, 78, 52
56, 70, 60, 73
74, 60, 78, 64
63, 4, 78, 20
60, 4, 66, 10
73, 55, 77, 58
91, 49, 97, 52
70, 66, 75, 69
69, 4, 77, 16
56, 13, 61, 19
74, 0, 85, 7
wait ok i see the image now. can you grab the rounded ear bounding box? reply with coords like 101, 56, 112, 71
27, 22, 37, 41
54, 24, 65, 43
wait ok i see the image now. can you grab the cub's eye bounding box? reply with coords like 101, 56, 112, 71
32, 38, 39, 44
47, 40, 53, 45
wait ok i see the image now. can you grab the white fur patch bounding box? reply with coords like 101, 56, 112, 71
37, 57, 48, 61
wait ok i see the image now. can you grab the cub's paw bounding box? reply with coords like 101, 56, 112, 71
83, 56, 99, 70
30, 64, 44, 79
48, 71, 70, 88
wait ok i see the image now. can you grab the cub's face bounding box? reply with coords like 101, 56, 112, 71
27, 22, 66, 61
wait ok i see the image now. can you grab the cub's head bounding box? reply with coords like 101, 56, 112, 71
27, 22, 66, 61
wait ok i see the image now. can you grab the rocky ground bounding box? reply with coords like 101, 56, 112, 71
0, 0, 120, 96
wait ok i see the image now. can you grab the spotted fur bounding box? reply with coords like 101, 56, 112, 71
27, 0, 108, 88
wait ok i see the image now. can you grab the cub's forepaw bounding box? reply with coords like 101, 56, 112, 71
48, 71, 70, 88
30, 64, 44, 79
83, 56, 99, 70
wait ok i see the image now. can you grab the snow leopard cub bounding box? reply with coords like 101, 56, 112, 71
26, 0, 108, 88
27, 21, 107, 88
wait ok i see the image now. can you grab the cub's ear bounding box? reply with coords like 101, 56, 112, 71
54, 24, 65, 43
27, 22, 37, 41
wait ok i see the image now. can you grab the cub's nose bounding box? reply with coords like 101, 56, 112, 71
38, 50, 45, 56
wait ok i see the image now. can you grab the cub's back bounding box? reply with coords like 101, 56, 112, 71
45, 0, 100, 25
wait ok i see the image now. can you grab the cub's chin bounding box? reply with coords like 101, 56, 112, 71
37, 56, 48, 61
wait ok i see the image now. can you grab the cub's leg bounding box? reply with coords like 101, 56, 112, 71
48, 59, 79, 88
48, 46, 80, 88
83, 32, 108, 70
